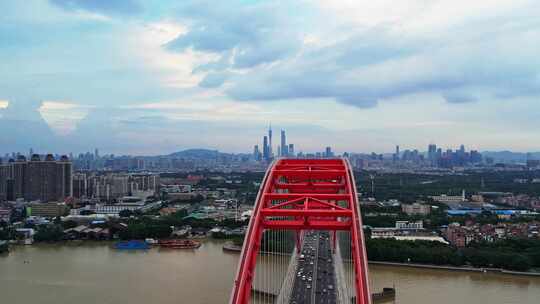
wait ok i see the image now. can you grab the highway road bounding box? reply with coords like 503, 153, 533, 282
289, 231, 337, 304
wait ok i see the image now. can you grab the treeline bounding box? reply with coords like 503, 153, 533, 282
119, 212, 249, 240
13, 210, 250, 242
355, 170, 540, 201
366, 238, 540, 272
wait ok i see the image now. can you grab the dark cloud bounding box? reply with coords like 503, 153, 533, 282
50, 0, 141, 15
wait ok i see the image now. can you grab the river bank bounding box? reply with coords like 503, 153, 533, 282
369, 261, 540, 277
220, 242, 540, 278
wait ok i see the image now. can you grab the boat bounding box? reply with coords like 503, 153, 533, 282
158, 239, 201, 249
145, 238, 158, 245
372, 287, 396, 303
114, 240, 150, 250
222, 242, 242, 252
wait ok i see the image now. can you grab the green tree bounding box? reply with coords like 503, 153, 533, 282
34, 225, 64, 242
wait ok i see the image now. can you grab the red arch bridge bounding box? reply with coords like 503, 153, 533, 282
230, 158, 371, 304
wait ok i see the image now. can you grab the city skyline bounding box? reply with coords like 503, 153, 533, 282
2, 140, 540, 159
1, 1, 540, 154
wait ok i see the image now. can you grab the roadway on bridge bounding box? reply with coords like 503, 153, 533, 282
289, 231, 337, 304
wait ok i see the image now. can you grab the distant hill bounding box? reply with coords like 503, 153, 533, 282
168, 149, 225, 159
482, 151, 540, 163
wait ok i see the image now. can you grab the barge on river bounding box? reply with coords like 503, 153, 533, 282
158, 239, 201, 249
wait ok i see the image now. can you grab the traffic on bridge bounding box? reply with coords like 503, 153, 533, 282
290, 231, 337, 304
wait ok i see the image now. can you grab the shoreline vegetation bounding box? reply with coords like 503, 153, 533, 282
365, 238, 540, 272
222, 239, 540, 277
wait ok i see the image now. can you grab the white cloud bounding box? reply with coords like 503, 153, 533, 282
125, 21, 220, 89
39, 101, 92, 135
317, 0, 534, 33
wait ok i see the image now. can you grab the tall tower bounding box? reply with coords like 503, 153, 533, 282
268, 124, 273, 159
280, 130, 287, 157
263, 136, 269, 161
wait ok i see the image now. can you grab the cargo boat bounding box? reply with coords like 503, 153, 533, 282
222, 242, 242, 252
372, 287, 396, 303
158, 239, 201, 249
114, 240, 150, 250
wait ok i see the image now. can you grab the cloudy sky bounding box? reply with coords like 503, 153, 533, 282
1, 0, 539, 155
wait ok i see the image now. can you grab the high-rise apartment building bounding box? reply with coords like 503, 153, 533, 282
0, 163, 10, 201
74, 173, 159, 201
0, 154, 72, 202
73, 173, 89, 199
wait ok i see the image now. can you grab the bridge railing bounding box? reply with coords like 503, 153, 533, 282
334, 233, 349, 304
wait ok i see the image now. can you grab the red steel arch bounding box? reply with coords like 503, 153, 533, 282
230, 158, 371, 304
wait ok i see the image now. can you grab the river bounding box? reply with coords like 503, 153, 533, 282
1, 240, 539, 304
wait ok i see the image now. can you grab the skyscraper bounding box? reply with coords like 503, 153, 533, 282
263, 136, 269, 161
253, 145, 261, 161
288, 144, 295, 157
280, 130, 287, 157
428, 144, 437, 162
325, 147, 333, 158
268, 124, 273, 159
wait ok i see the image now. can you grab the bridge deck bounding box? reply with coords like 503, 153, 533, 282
289, 231, 337, 304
